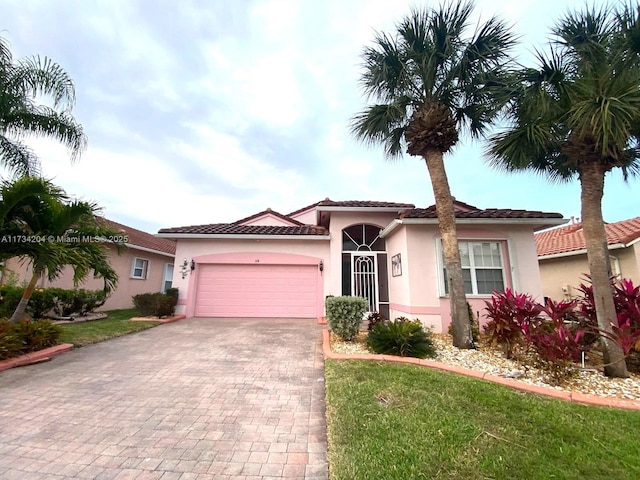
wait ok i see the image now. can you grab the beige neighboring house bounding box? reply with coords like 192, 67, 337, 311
1, 219, 176, 311
536, 216, 640, 301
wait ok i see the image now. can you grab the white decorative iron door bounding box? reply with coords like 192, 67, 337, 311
351, 253, 379, 312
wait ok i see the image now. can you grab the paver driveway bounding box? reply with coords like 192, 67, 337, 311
0, 318, 328, 480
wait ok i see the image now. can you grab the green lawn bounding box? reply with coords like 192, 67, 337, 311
58, 309, 159, 346
325, 360, 640, 480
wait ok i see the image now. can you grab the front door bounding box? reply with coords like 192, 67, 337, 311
352, 253, 378, 312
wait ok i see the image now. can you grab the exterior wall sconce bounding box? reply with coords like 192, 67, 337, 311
319, 260, 324, 274
180, 258, 194, 279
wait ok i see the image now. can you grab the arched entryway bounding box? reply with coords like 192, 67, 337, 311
341, 224, 389, 318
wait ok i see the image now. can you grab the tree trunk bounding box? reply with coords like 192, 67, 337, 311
9, 272, 40, 324
579, 162, 628, 377
424, 150, 473, 348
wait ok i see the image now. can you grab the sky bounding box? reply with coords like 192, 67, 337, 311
1, 0, 638, 234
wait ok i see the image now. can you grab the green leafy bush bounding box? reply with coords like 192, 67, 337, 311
0, 286, 107, 319
0, 319, 62, 359
326, 296, 367, 341
0, 285, 23, 318
50, 288, 107, 317
0, 320, 22, 360
165, 287, 179, 299
133, 292, 178, 317
28, 288, 56, 318
367, 318, 436, 358
11, 319, 62, 351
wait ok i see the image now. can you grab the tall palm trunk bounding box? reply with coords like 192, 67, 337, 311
9, 271, 40, 323
425, 149, 473, 348
579, 162, 628, 377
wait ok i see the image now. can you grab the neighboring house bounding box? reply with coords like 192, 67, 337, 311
536, 216, 640, 301
158, 199, 564, 332
1, 219, 176, 311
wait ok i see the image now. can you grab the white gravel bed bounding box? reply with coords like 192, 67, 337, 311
330, 332, 640, 400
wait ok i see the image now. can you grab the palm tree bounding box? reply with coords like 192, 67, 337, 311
488, 6, 640, 377
351, 2, 515, 348
0, 35, 86, 175
0, 176, 122, 323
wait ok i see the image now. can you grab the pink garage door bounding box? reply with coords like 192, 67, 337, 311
194, 264, 319, 318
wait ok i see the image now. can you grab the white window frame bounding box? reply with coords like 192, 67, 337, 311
162, 263, 174, 293
131, 257, 150, 279
437, 240, 506, 296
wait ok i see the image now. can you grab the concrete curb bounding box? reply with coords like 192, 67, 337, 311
0, 344, 74, 373
321, 329, 640, 410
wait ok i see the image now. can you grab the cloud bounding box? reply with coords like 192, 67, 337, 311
1, 0, 637, 236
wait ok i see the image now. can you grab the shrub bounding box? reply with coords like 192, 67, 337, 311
133, 292, 178, 317
50, 288, 106, 317
165, 287, 179, 299
577, 277, 640, 356
10, 319, 62, 352
367, 318, 436, 358
27, 288, 56, 318
0, 285, 23, 318
526, 299, 591, 385
448, 303, 480, 342
0, 320, 22, 360
325, 296, 367, 341
483, 289, 542, 358
366, 311, 385, 331
80, 289, 107, 314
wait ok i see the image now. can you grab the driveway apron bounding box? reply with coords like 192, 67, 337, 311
0, 318, 328, 480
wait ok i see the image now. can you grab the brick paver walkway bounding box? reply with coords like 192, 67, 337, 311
0, 318, 328, 479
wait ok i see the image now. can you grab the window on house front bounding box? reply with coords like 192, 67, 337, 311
442, 241, 505, 295
163, 264, 174, 292
131, 258, 149, 279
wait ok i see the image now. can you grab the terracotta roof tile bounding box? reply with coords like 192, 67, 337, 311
287, 200, 324, 217
317, 199, 415, 208
157, 223, 328, 236
233, 208, 303, 226
401, 201, 563, 220
102, 219, 176, 255
536, 216, 640, 257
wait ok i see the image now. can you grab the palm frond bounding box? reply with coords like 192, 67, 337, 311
11, 56, 76, 109
0, 136, 36, 176
4, 107, 87, 160
350, 97, 412, 159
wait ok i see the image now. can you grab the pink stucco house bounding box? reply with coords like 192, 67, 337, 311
158, 199, 565, 332
2, 219, 176, 311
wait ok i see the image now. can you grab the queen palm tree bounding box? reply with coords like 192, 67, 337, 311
0, 35, 86, 175
0, 176, 121, 323
351, 2, 515, 348
488, 6, 640, 377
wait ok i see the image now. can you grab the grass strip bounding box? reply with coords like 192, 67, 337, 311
325, 360, 640, 480
58, 308, 159, 346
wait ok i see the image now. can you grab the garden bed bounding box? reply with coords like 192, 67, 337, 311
329, 332, 640, 400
